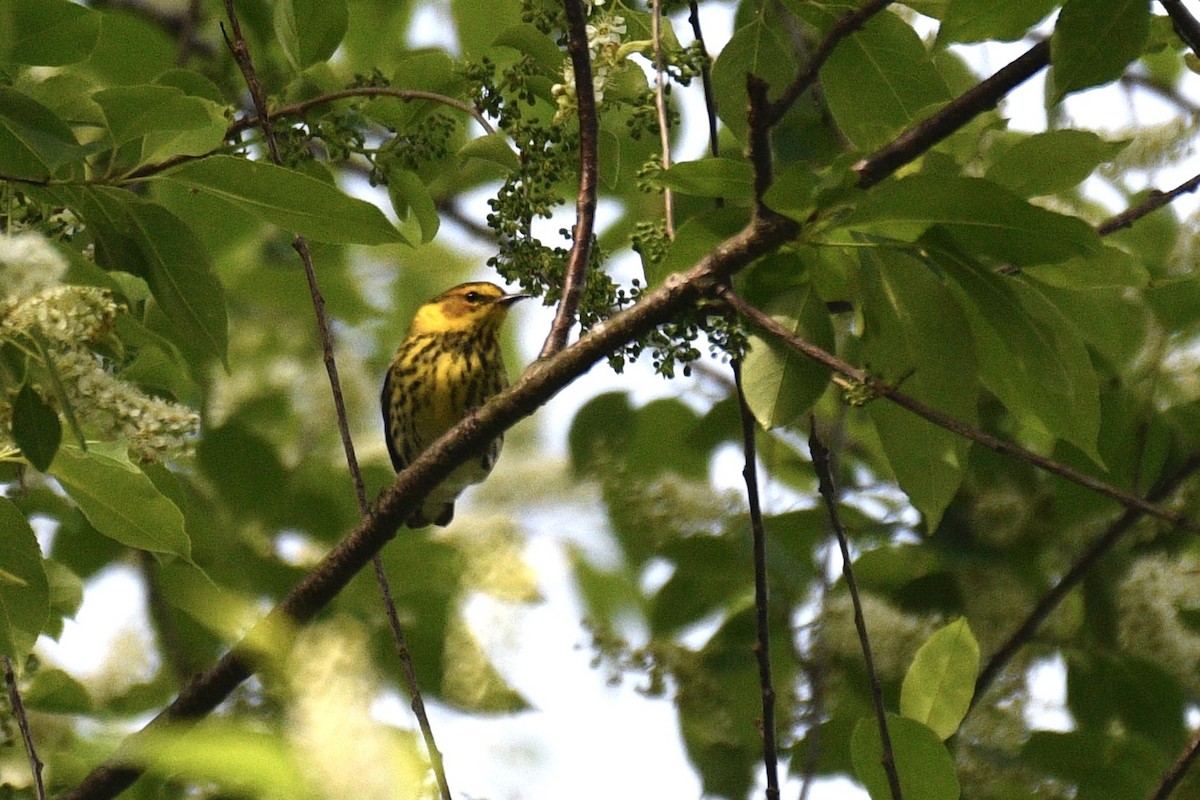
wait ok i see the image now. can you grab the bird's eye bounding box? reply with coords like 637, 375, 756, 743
464, 291, 481, 303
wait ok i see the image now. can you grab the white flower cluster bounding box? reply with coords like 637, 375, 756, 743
1117, 554, 1200, 693
552, 2, 628, 122
1, 232, 199, 462
823, 592, 939, 681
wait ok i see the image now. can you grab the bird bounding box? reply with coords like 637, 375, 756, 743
381, 281, 529, 527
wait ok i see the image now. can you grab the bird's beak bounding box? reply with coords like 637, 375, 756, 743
496, 292, 531, 306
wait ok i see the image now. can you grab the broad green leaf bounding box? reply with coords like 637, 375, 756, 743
1025, 245, 1149, 289
860, 248, 976, 530
49, 446, 191, 559
649, 208, 748, 286
12, 383, 61, 472
91, 85, 219, 146
23, 668, 93, 713
650, 536, 748, 634
568, 391, 635, 475
938, 0, 1058, 43
0, 87, 90, 179
931, 237, 1102, 461
711, 10, 797, 142
851, 714, 959, 800
452, 0, 522, 58
900, 619, 979, 739
762, 161, 820, 223
654, 158, 754, 198
741, 284, 833, 428
0, 0, 100, 66
836, 175, 1101, 266
1024, 729, 1167, 798
275, 0, 349, 71
100, 190, 229, 364
985, 130, 1127, 197
387, 168, 440, 244
458, 131, 520, 172
152, 156, 404, 245
1051, 0, 1150, 102
820, 10, 952, 150
493, 23, 565, 75
0, 498, 49, 658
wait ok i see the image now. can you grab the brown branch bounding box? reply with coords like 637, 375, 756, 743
854, 40, 1050, 188
3, 657, 46, 800
1160, 0, 1200, 57
539, 0, 600, 359
687, 0, 721, 160
718, 288, 1200, 534
1151, 727, 1200, 800
220, 6, 452, 800
973, 454, 1200, 703
653, 0, 676, 237
1096, 171, 1200, 236
809, 421, 903, 800
732, 359, 780, 800
58, 211, 801, 800
767, 0, 896, 126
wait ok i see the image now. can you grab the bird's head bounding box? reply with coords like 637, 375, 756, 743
407, 281, 530, 336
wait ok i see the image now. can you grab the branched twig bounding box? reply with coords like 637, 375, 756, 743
220, 6, 452, 800
809, 421, 903, 800
718, 288, 1200, 534
732, 360, 779, 800
539, 0, 600, 358
2, 656, 46, 800
1152, 728, 1200, 800
854, 40, 1050, 188
973, 454, 1200, 703
652, 0, 675, 237
1160, 0, 1200, 57
767, 0, 895, 125
59, 198, 801, 800
1096, 171, 1200, 235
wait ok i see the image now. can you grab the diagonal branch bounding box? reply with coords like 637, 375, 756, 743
1096, 169, 1200, 235
718, 288, 1200, 534
1160, 0, 1200, 57
3, 657, 46, 800
539, 0, 600, 358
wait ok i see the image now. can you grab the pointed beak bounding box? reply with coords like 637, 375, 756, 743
495, 292, 531, 306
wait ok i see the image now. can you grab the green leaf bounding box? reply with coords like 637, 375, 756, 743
0, 498, 49, 658
938, 0, 1058, 43
91, 85, 220, 146
900, 619, 979, 740
152, 156, 404, 245
820, 10, 951, 150
492, 23, 565, 75
931, 237, 1103, 461
836, 175, 1101, 266
741, 284, 834, 429
851, 714, 960, 800
274, 0, 349, 71
11, 383, 61, 472
860, 248, 976, 530
985, 130, 1127, 197
1024, 245, 1149, 289
1051, 0, 1150, 102
762, 161, 819, 223
711, 10, 798, 142
0, 86, 91, 179
49, 446, 191, 559
0, 0, 100, 66
568, 391, 636, 475
649, 208, 748, 286
387, 168, 440, 244
654, 158, 754, 198
23, 668, 93, 713
458, 131, 520, 172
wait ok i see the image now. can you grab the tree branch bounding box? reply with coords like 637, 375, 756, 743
733, 360, 780, 800
687, 0, 721, 160
718, 288, 1200, 534
3, 657, 46, 800
810, 421, 903, 800
220, 5, 452, 800
1096, 170, 1200, 236
1160, 0, 1200, 57
58, 209, 800, 800
653, 0, 676, 237
539, 0, 600, 358
1151, 726, 1200, 800
854, 40, 1050, 188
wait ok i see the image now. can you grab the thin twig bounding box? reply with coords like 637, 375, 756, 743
973, 454, 1200, 703
732, 359, 780, 800
59, 203, 801, 800
1151, 727, 1200, 800
1160, 0, 1200, 57
220, 6, 452, 800
1096, 171, 1200, 235
652, 0, 676, 237
767, 0, 896, 125
687, 0, 720, 159
2, 656, 46, 800
539, 0, 600, 358
809, 421, 903, 800
718, 287, 1200, 534
854, 40, 1050, 188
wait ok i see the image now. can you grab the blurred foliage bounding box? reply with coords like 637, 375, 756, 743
0, 0, 1199, 799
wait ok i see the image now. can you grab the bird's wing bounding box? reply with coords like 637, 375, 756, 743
381, 369, 406, 472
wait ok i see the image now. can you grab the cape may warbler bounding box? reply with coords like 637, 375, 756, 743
382, 282, 528, 527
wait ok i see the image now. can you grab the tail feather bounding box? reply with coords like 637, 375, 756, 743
406, 502, 455, 528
